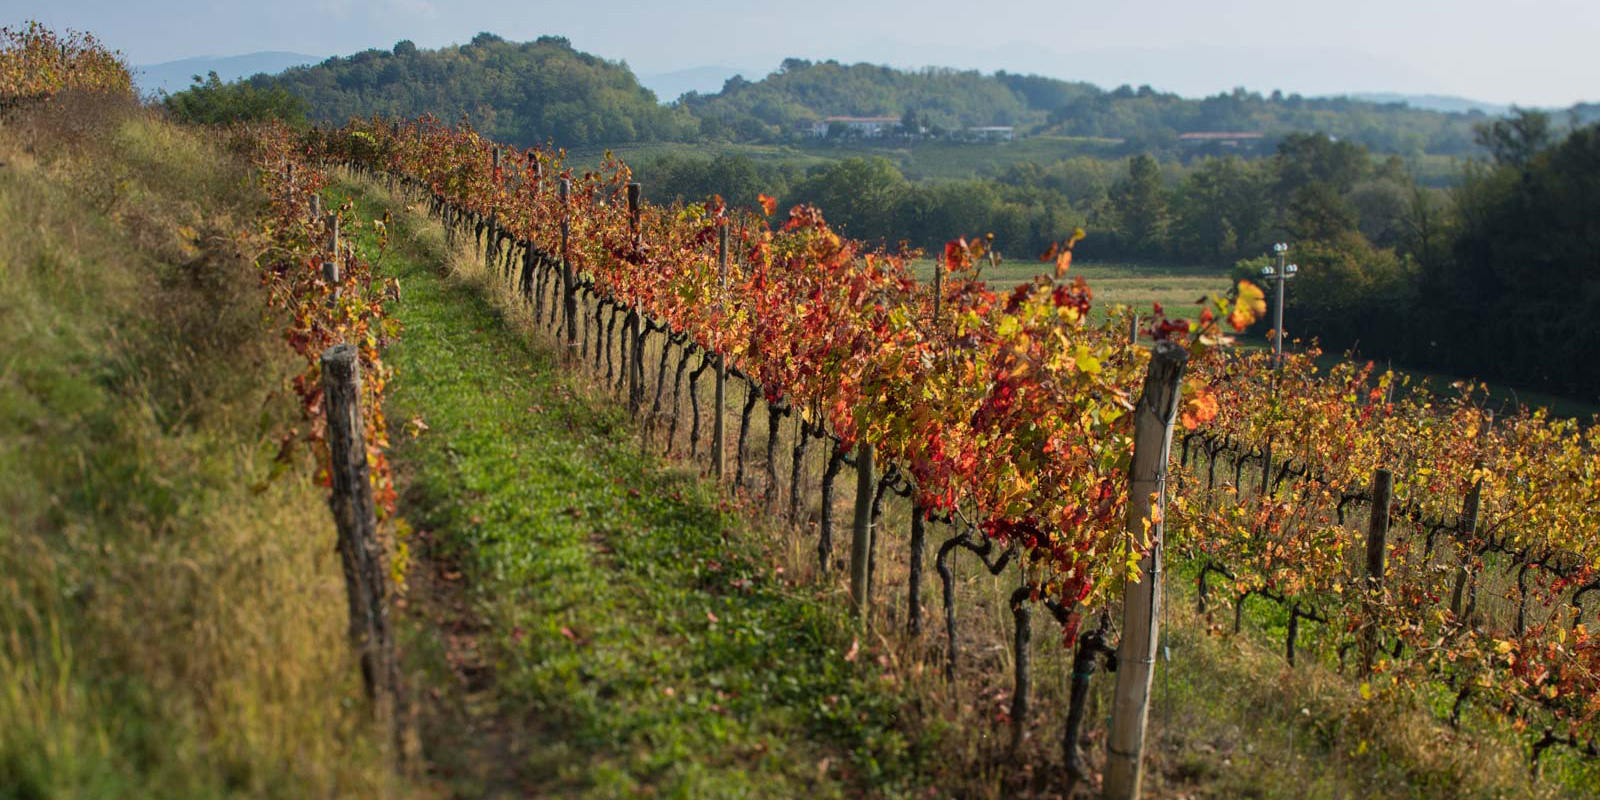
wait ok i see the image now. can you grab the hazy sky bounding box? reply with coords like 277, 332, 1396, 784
9, 0, 1597, 106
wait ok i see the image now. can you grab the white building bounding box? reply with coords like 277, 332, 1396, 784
965, 125, 1015, 141
807, 115, 903, 138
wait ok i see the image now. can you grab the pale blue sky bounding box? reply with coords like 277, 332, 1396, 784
8, 0, 1597, 106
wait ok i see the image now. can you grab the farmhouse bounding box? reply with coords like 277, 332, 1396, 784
806, 115, 902, 137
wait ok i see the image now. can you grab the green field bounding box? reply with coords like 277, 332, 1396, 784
565, 135, 1129, 181
907, 257, 1232, 324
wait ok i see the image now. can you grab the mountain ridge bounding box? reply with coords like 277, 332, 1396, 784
135, 51, 322, 96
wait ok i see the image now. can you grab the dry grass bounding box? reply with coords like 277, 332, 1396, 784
0, 98, 406, 798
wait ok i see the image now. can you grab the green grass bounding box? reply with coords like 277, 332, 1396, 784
339, 179, 940, 799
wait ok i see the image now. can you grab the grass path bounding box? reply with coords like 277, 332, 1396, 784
339, 181, 936, 799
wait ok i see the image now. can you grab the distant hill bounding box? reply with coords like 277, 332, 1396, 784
680, 60, 1094, 141
188, 35, 1575, 158
240, 33, 697, 147
682, 60, 1488, 155
639, 66, 747, 104
134, 51, 320, 96
1339, 92, 1511, 116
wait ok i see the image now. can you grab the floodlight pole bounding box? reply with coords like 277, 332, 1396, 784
1261, 244, 1297, 374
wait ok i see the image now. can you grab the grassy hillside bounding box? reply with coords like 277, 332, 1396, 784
0, 95, 401, 798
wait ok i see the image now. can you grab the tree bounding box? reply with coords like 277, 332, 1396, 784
786, 157, 909, 241
1473, 107, 1553, 167
1106, 154, 1170, 258
1274, 132, 1368, 201
164, 71, 306, 125
1172, 156, 1268, 264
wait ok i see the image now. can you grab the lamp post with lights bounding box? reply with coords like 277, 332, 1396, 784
1261, 243, 1298, 372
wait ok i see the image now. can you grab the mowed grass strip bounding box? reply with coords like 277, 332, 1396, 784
340, 182, 936, 799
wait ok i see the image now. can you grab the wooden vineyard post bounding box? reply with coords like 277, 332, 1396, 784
626, 182, 644, 416
849, 435, 875, 619
1450, 412, 1491, 618
908, 265, 944, 634
324, 213, 341, 307
1362, 467, 1393, 672
712, 225, 729, 481
1104, 341, 1188, 800
559, 178, 577, 354
320, 344, 396, 723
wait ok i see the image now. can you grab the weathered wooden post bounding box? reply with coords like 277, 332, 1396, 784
849, 435, 875, 619
309, 193, 321, 223
1450, 412, 1491, 618
1366, 468, 1392, 591
486, 148, 501, 267
1362, 467, 1393, 672
908, 265, 944, 635
626, 182, 644, 415
320, 344, 395, 722
560, 178, 578, 354
324, 213, 341, 306
1104, 340, 1188, 800
712, 225, 729, 480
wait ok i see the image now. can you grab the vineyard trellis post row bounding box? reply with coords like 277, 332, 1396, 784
1104, 340, 1188, 800
713, 224, 729, 480
319, 344, 396, 726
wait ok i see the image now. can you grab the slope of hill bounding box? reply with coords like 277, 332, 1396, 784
134, 50, 320, 96
245, 33, 696, 147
